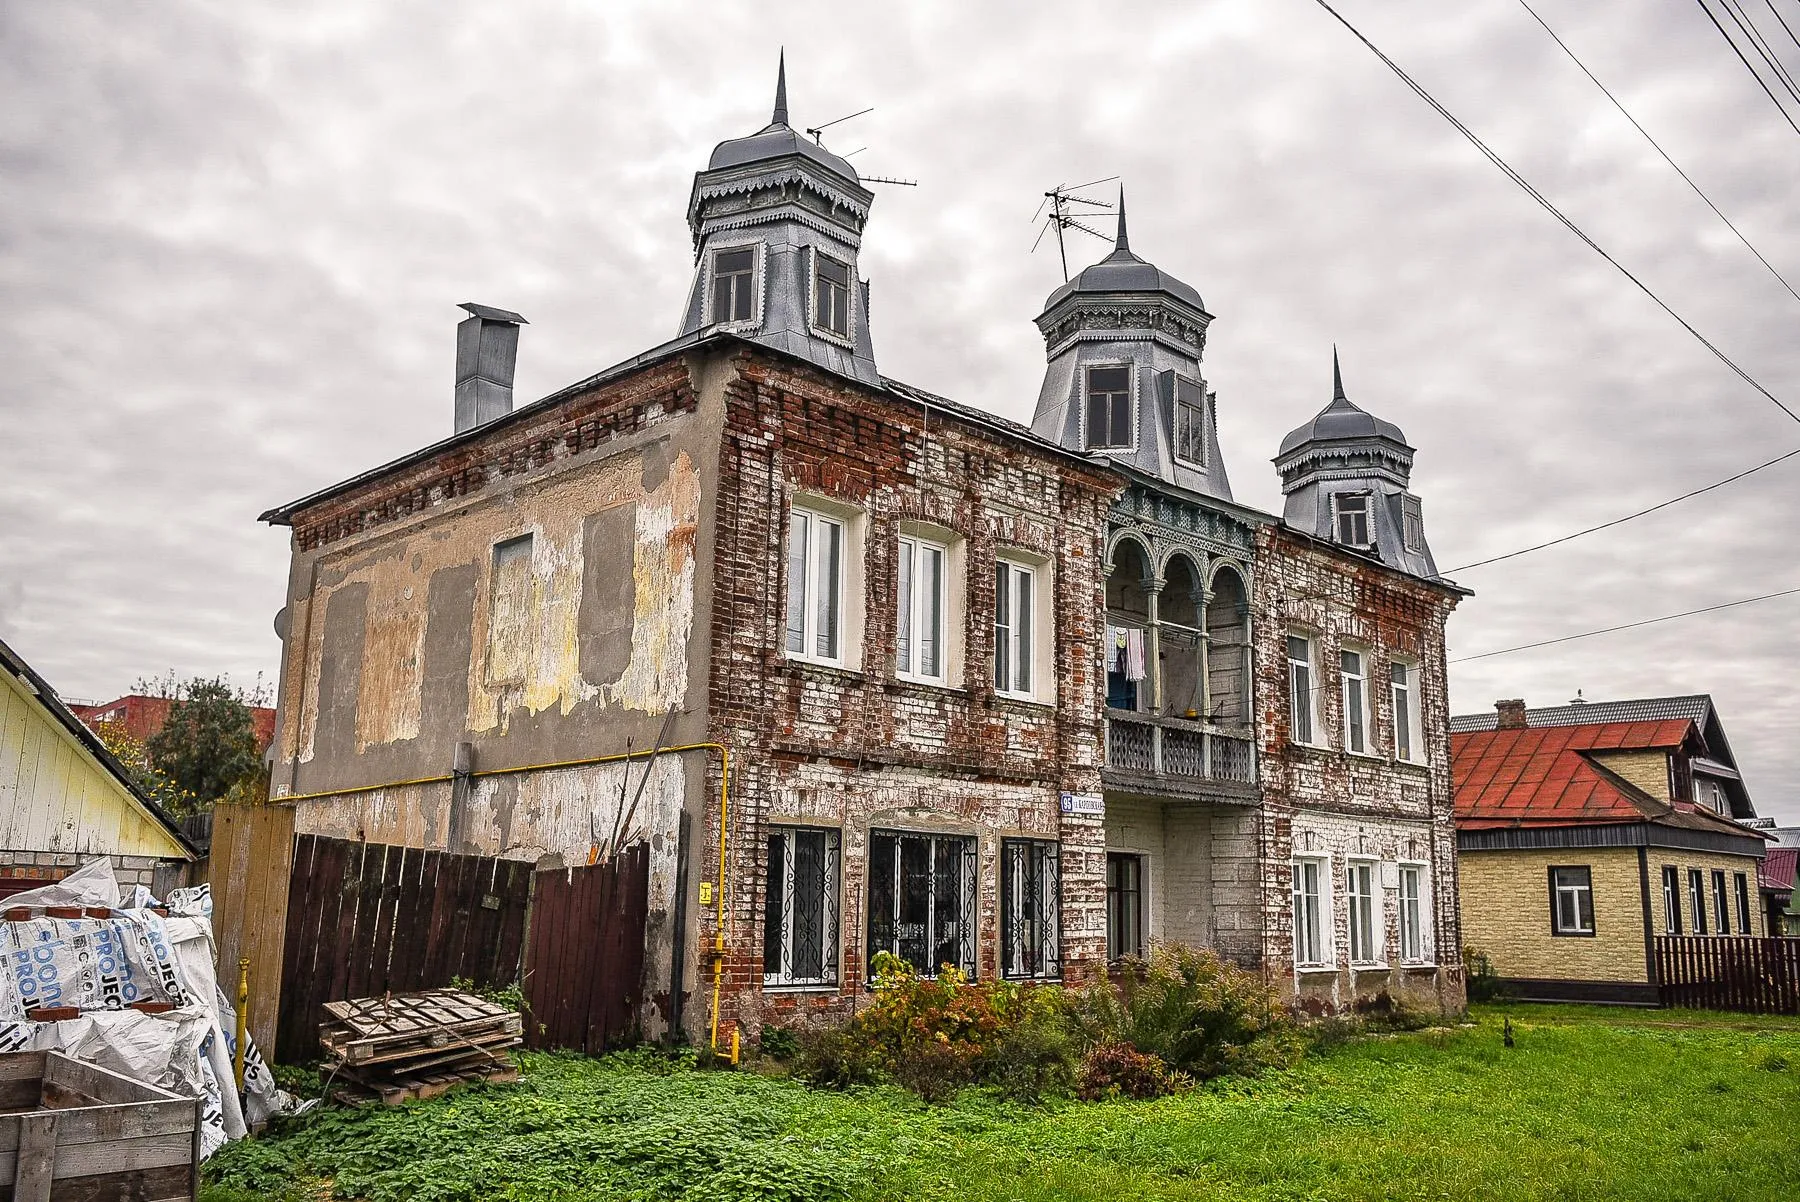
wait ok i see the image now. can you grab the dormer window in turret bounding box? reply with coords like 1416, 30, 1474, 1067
1333, 492, 1372, 548
1402, 496, 1425, 553
811, 249, 852, 341
1084, 365, 1134, 450
1172, 376, 1207, 467
708, 241, 763, 329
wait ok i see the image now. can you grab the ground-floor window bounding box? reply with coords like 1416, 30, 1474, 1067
1347, 860, 1380, 964
1711, 870, 1731, 935
1734, 872, 1752, 935
867, 831, 977, 977
1688, 867, 1708, 935
1106, 852, 1144, 961
1397, 863, 1427, 962
1661, 865, 1683, 934
1292, 856, 1330, 967
1001, 839, 1060, 980
1551, 866, 1595, 936
762, 826, 840, 987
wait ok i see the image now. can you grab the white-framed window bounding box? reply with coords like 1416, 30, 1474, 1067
1340, 648, 1369, 754
1688, 867, 1708, 935
1333, 492, 1371, 547
1711, 870, 1731, 935
1001, 839, 1061, 980
786, 505, 845, 665
1084, 364, 1134, 450
1398, 863, 1429, 963
1172, 376, 1206, 466
994, 557, 1037, 700
1347, 859, 1380, 964
1662, 865, 1683, 934
1287, 633, 1318, 746
811, 249, 852, 340
1551, 866, 1595, 936
708, 242, 762, 327
762, 826, 840, 987
1402, 495, 1425, 553
487, 533, 535, 684
1292, 856, 1331, 967
1390, 659, 1420, 763
896, 534, 947, 684
1735, 872, 1753, 935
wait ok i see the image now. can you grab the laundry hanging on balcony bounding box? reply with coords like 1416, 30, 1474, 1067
1109, 625, 1147, 682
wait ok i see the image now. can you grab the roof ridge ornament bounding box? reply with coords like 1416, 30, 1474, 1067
1113, 186, 1130, 255
1333, 345, 1346, 401
772, 49, 788, 126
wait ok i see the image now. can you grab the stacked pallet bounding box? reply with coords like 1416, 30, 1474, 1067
321, 989, 523, 1106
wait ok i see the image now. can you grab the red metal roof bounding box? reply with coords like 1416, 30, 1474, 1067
1761, 847, 1797, 892
1452, 719, 1695, 828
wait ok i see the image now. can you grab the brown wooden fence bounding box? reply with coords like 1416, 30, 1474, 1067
275, 835, 534, 1061
522, 845, 650, 1055
1654, 936, 1800, 1015
206, 802, 297, 1054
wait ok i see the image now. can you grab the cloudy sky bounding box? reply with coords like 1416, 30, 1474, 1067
2, 0, 1796, 820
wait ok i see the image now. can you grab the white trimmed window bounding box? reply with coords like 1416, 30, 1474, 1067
1292, 856, 1331, 968
1391, 659, 1420, 763
786, 505, 845, 665
1347, 859, 1380, 964
1711, 870, 1731, 936
762, 827, 840, 987
811, 249, 852, 340
1287, 633, 1318, 746
1688, 867, 1708, 935
1341, 648, 1369, 754
709, 244, 761, 326
1662, 865, 1683, 934
994, 557, 1038, 700
1084, 364, 1134, 450
1398, 863, 1428, 963
897, 534, 947, 683
1735, 872, 1753, 935
1334, 492, 1371, 547
1552, 866, 1596, 936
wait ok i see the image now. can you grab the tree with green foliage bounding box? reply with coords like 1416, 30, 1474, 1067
145, 677, 262, 810
93, 720, 196, 816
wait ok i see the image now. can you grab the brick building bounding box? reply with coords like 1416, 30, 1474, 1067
262, 61, 1469, 1041
69, 694, 278, 757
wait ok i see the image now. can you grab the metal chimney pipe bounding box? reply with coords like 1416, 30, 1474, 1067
454, 302, 527, 433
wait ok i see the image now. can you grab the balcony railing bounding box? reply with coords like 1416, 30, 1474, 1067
1104, 710, 1257, 789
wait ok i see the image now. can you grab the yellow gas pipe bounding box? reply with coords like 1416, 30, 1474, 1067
233, 957, 250, 1092
272, 741, 735, 1054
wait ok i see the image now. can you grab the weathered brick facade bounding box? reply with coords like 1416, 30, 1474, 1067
1252, 525, 1466, 1013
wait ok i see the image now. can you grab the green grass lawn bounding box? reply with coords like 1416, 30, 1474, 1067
206, 1003, 1800, 1202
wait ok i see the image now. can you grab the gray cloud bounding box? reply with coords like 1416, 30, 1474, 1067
2, 0, 1795, 818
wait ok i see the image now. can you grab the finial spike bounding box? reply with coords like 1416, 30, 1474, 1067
1332, 345, 1346, 400
772, 50, 789, 126
1114, 186, 1130, 253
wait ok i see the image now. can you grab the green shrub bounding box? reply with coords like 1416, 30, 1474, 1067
890, 1038, 977, 1104
1077, 1041, 1172, 1100
794, 1025, 883, 1089
759, 1025, 801, 1061
1463, 946, 1509, 1003
1076, 943, 1302, 1080
984, 1006, 1080, 1103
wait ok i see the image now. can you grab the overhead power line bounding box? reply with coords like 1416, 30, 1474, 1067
1309, 0, 1800, 427
1719, 0, 1800, 103
1693, 0, 1800, 136
1449, 586, 1800, 662
1767, 0, 1800, 57
1443, 444, 1800, 572
1515, 0, 1800, 305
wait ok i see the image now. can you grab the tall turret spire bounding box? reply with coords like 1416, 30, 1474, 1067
1114, 186, 1130, 255
1333, 345, 1345, 401
772, 50, 788, 126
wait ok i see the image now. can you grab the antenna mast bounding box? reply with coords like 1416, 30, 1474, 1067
1033, 176, 1119, 281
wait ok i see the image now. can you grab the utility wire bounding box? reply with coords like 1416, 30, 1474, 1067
1693, 0, 1800, 135
1310, 0, 1800, 426
1720, 0, 1800, 105
1449, 586, 1800, 662
1515, 0, 1800, 304
1767, 0, 1800, 56
1443, 444, 1800, 572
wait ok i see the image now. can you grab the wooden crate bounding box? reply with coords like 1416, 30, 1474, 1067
0, 1051, 199, 1202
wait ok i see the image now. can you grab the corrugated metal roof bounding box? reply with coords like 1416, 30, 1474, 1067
1450, 694, 1712, 733
1451, 718, 1699, 828
1760, 847, 1797, 892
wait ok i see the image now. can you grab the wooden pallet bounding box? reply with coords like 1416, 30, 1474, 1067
320, 991, 523, 1065
332, 1062, 520, 1107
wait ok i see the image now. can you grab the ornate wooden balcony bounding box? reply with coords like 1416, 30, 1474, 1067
1103, 710, 1258, 801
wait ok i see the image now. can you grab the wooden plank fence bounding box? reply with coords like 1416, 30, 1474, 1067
522, 845, 650, 1055
275, 836, 533, 1062
1654, 935, 1800, 1015
205, 802, 297, 1054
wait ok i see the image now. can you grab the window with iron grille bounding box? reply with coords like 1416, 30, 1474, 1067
1001, 839, 1060, 980
1106, 853, 1145, 961
1662, 865, 1683, 934
812, 250, 852, 339
1735, 872, 1752, 935
762, 827, 840, 987
1084, 365, 1133, 449
1173, 376, 1206, 465
866, 831, 977, 977
1711, 869, 1731, 935
710, 245, 759, 325
1550, 866, 1595, 936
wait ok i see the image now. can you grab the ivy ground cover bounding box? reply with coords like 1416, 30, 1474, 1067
204, 1003, 1800, 1202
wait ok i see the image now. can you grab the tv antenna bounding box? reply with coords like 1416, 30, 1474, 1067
1032, 176, 1119, 281
806, 107, 873, 143
805, 107, 917, 187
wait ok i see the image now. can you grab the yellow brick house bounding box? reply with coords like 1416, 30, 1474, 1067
1451, 696, 1769, 1005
